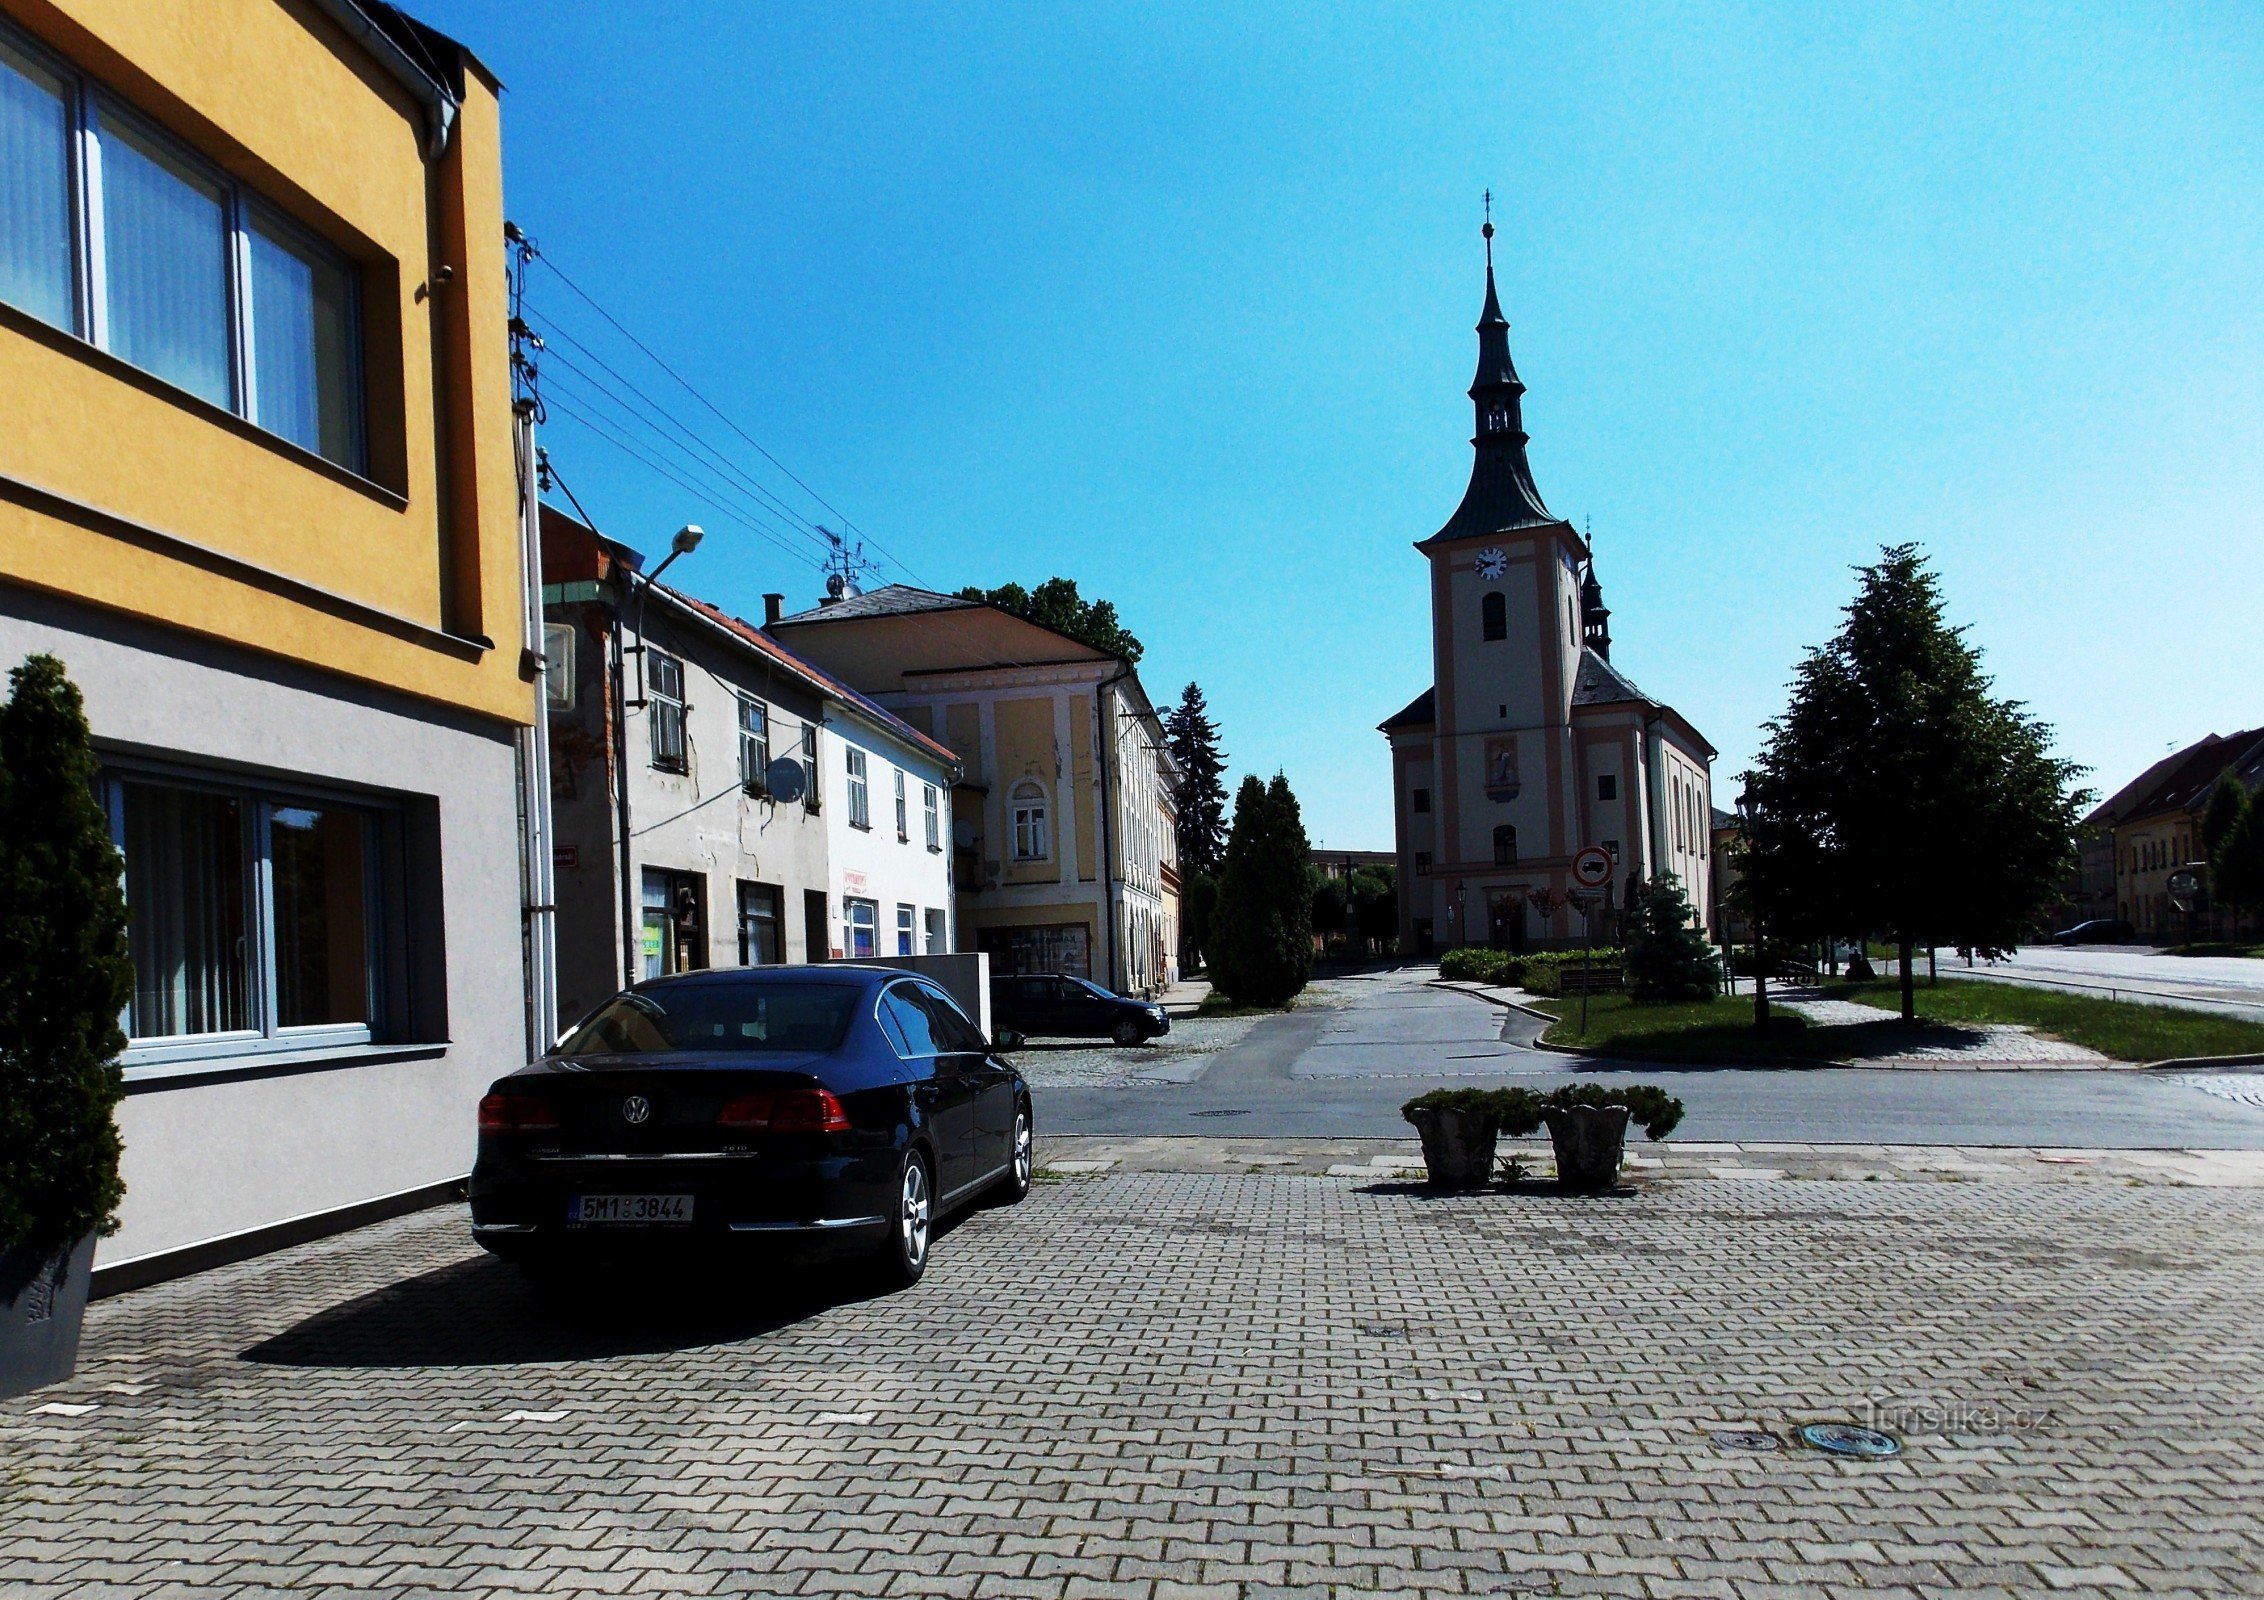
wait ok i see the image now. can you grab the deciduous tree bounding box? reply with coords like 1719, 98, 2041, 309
957, 577, 1143, 663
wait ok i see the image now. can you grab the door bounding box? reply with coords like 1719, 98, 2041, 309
912, 981, 1014, 1185
803, 889, 829, 962
880, 981, 974, 1197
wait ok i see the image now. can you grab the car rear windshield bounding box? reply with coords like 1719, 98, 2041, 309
558, 983, 860, 1056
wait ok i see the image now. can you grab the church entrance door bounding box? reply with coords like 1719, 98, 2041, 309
1486, 889, 1527, 953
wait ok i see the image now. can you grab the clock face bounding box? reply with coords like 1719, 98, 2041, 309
1475, 548, 1507, 581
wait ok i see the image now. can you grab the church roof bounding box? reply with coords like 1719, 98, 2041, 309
1571, 648, 1648, 707
1378, 687, 1435, 731
1419, 232, 1560, 547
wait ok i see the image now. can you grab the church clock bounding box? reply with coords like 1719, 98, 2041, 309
1475, 548, 1507, 580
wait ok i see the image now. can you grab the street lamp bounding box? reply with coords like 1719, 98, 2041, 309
627, 524, 703, 708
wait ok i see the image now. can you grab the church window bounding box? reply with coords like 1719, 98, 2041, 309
1411, 787, 1430, 814
1481, 591, 1507, 641
1603, 840, 1620, 863
1414, 851, 1432, 876
1492, 825, 1517, 866
1010, 780, 1051, 862
1597, 775, 1617, 802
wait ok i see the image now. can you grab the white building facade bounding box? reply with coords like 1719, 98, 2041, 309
821, 704, 956, 963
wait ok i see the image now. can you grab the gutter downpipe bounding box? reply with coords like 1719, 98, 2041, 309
308, 0, 459, 158
1094, 663, 1134, 992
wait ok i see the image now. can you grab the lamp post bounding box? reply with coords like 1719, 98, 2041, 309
614, 523, 703, 987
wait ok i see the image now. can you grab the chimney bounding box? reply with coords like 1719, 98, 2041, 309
763, 592, 784, 628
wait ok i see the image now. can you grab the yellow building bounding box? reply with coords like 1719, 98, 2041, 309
0, 0, 531, 1286
771, 588, 1181, 995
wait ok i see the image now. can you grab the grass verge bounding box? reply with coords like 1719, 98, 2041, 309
1536, 983, 2264, 1064
2166, 941, 2264, 959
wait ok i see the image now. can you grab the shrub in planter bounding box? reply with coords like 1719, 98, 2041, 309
1401, 1088, 1514, 1188
1527, 1083, 1683, 1193
0, 657, 133, 1399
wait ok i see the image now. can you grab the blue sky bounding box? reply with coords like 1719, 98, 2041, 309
421, 1, 2264, 850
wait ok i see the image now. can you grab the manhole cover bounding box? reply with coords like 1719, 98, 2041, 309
1797, 1423, 1900, 1459
1191, 1108, 1251, 1118
1709, 1429, 1781, 1452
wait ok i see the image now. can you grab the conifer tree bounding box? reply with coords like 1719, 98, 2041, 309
1739, 545, 2085, 1021
1164, 683, 1229, 879
1207, 774, 1315, 1005
1622, 874, 1721, 1002
0, 656, 133, 1250
2210, 787, 2264, 936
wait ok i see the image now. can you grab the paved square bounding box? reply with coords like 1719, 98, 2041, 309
5, 1163, 2262, 1598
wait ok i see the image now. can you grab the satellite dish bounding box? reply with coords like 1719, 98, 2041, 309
763, 756, 808, 805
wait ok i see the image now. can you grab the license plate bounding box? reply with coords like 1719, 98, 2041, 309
568, 1194, 693, 1225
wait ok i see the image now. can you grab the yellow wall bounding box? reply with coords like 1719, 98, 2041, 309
993, 696, 1057, 886
0, 0, 531, 726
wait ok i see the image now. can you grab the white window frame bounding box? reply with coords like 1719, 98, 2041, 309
737, 693, 770, 793
104, 763, 386, 1070
800, 723, 821, 813
1011, 781, 1051, 863
846, 747, 871, 830
894, 767, 909, 842
648, 650, 686, 771
923, 783, 942, 852
0, 23, 367, 472
896, 903, 916, 956
843, 895, 878, 959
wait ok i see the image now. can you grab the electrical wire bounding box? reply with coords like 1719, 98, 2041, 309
529, 251, 929, 587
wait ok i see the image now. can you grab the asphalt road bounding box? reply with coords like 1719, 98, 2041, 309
1941, 944, 2264, 1016
1040, 968, 2264, 1148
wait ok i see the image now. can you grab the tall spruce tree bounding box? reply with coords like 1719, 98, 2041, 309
1164, 683, 1229, 879
1623, 873, 1721, 1002
1739, 545, 2086, 1021
1207, 774, 1315, 1006
0, 656, 133, 1250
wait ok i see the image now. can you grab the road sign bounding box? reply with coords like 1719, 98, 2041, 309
1567, 889, 1603, 912
1570, 845, 1613, 890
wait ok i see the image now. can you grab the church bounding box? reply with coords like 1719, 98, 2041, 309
1382, 219, 1717, 954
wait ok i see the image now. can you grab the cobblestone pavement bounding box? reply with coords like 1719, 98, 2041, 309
1016, 985, 1358, 1091
2174, 1072, 2264, 1114
1768, 991, 2113, 1068
7, 1160, 2263, 1598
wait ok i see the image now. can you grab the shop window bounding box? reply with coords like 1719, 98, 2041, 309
843, 896, 878, 959
896, 903, 916, 956
737, 881, 782, 966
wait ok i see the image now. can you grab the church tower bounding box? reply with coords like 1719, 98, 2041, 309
1381, 206, 1718, 955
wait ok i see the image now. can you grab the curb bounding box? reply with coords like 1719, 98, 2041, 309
2140, 1051, 2264, 1072
1427, 978, 1556, 1024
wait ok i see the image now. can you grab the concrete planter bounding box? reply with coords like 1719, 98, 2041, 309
1409, 1107, 1498, 1189
1544, 1104, 1631, 1193
1, 1234, 96, 1400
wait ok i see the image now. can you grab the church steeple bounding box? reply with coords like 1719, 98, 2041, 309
1581, 553, 1612, 661
1427, 196, 1557, 544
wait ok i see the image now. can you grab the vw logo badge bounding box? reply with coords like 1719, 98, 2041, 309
621, 1094, 651, 1125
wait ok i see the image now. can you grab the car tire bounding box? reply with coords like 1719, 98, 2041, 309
871, 1148, 934, 1289
1112, 1019, 1144, 1047
989, 1099, 1034, 1207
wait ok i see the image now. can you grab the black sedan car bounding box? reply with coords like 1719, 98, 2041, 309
471, 965, 1032, 1286
2051, 919, 2138, 946
990, 973, 1171, 1047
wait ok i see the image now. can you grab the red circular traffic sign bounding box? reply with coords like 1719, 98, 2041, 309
1570, 845, 1613, 889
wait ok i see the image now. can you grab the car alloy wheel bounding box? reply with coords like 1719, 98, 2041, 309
1112, 1019, 1144, 1046
991, 1102, 1034, 1206
877, 1150, 932, 1287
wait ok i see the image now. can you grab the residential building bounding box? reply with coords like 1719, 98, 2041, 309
1310, 848, 1398, 881
1381, 221, 1716, 955
540, 508, 956, 1030
770, 589, 1181, 995
2081, 728, 2264, 940
0, 1, 528, 1285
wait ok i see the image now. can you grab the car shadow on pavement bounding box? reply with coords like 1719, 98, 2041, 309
241, 1249, 892, 1369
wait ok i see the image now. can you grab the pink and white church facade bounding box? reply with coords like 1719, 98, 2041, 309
1382, 223, 1716, 954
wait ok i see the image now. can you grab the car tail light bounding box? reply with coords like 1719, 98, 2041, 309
479, 1092, 561, 1132
716, 1088, 850, 1133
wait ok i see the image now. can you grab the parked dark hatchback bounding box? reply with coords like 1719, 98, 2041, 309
470, 966, 1032, 1285
2051, 919, 2138, 946
990, 973, 1170, 1047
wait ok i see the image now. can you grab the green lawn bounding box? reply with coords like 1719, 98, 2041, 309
2167, 941, 2264, 959
1536, 982, 2264, 1065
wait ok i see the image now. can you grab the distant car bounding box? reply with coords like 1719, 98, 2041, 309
2052, 919, 2137, 946
991, 973, 1170, 1047
470, 965, 1032, 1287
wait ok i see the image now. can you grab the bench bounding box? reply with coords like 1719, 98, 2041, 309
1556, 963, 1625, 995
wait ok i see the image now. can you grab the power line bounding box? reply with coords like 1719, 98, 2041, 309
528, 310, 840, 560
529, 251, 930, 587
540, 366, 832, 560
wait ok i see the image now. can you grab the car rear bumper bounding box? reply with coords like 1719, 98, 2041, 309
468, 1145, 896, 1257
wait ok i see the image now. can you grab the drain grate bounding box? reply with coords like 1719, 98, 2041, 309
1709, 1429, 1781, 1452
1798, 1423, 1901, 1459
1191, 1108, 1252, 1118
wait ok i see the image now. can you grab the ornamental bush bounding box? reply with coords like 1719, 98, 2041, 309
1400, 1082, 1683, 1142
1623, 874, 1721, 1002
0, 656, 133, 1251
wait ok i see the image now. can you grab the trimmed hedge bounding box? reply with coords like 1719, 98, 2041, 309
1437, 946, 1627, 995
